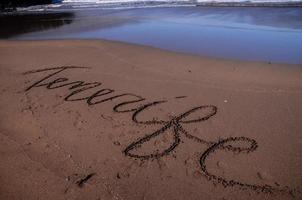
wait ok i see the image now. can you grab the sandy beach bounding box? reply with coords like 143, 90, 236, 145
0, 39, 302, 200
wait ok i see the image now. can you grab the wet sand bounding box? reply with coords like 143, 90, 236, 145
0, 40, 302, 200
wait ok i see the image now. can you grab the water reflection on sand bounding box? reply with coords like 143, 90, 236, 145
7, 7, 302, 64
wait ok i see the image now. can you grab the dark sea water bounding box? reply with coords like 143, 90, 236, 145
3, 7, 302, 64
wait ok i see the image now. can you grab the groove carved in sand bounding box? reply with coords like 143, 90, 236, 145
23, 66, 296, 197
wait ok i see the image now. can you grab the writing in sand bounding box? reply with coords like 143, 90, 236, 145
23, 66, 295, 197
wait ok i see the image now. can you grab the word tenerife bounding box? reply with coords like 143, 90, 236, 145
23, 66, 293, 196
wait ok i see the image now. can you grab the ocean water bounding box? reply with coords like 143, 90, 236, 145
10, 6, 302, 64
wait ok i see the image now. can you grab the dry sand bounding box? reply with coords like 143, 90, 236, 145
0, 40, 301, 200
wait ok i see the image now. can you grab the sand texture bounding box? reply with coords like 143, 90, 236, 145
0, 40, 301, 200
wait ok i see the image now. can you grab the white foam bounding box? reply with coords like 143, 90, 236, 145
63, 0, 301, 3
17, 0, 302, 12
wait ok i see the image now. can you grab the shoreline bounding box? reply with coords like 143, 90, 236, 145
5, 38, 302, 66
2, 7, 302, 64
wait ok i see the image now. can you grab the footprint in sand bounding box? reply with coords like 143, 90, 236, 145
71, 111, 86, 130
257, 171, 273, 181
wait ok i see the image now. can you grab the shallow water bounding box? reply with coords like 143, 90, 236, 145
10, 7, 302, 64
